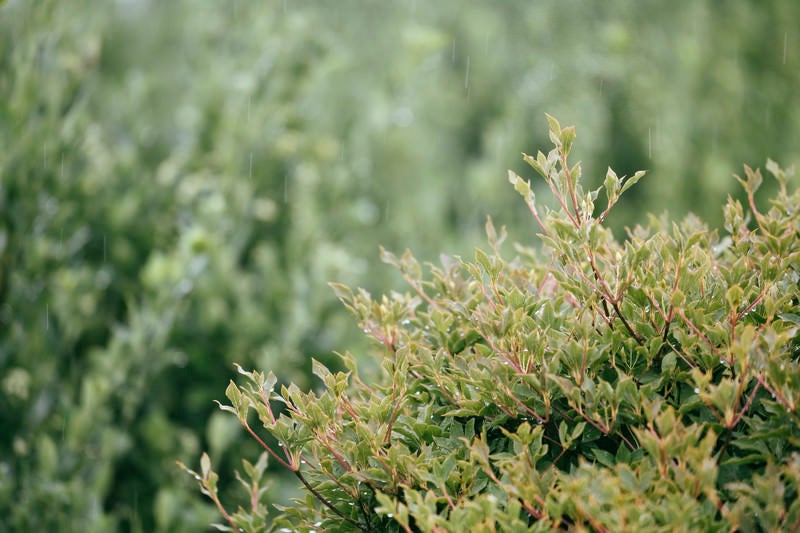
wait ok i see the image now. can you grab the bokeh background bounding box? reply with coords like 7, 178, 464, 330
1, 0, 797, 530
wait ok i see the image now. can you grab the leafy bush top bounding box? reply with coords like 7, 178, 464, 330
185, 117, 800, 532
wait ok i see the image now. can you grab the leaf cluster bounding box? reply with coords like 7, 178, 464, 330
191, 118, 800, 531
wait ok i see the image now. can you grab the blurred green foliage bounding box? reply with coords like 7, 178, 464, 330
0, 0, 797, 530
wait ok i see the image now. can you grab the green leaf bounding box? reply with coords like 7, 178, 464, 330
765, 158, 788, 188
661, 352, 677, 374
475, 248, 492, 274
545, 113, 562, 136
590, 448, 615, 467
726, 285, 744, 313
379, 246, 400, 267
560, 126, 576, 156
604, 167, 620, 204
329, 282, 353, 304
619, 170, 646, 195
225, 381, 244, 414
571, 421, 586, 441
263, 372, 278, 395
736, 165, 763, 194
553, 420, 566, 448
671, 289, 685, 307
200, 452, 212, 478
485, 216, 497, 245
509, 169, 533, 196
312, 358, 332, 383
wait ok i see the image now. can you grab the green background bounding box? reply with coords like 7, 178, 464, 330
1, 0, 797, 530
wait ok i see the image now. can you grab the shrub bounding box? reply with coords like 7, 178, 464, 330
186, 117, 800, 531
4, 1, 799, 529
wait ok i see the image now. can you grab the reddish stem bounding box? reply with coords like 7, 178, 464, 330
728, 381, 761, 429
676, 309, 721, 358
242, 419, 295, 471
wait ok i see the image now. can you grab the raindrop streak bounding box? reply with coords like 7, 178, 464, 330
464, 55, 471, 91
60, 153, 64, 178
283, 174, 289, 202
45, 304, 49, 330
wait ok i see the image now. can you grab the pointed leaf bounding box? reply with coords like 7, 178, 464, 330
620, 170, 647, 195
560, 126, 576, 156
545, 113, 561, 135
200, 452, 211, 478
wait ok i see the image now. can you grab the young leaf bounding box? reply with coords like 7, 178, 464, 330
508, 169, 531, 196
545, 113, 562, 136
619, 170, 646, 195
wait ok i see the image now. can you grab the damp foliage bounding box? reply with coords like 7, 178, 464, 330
185, 118, 800, 531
